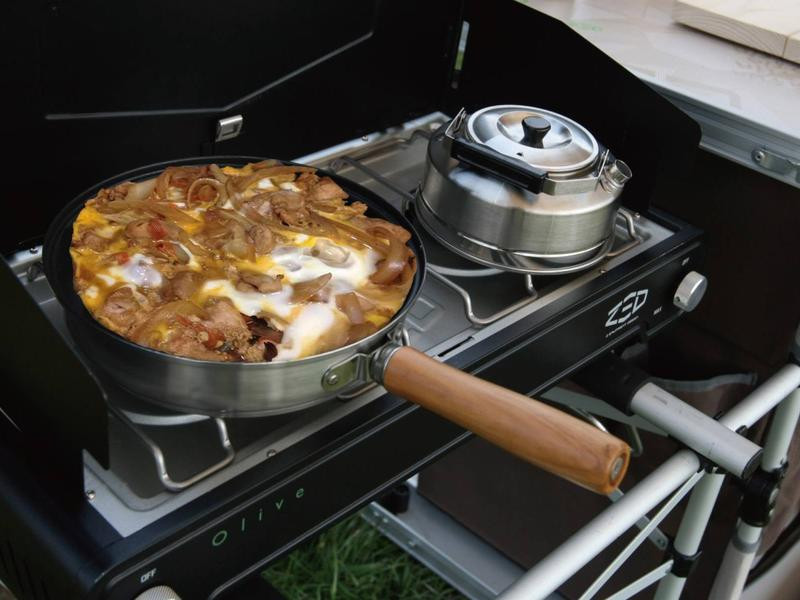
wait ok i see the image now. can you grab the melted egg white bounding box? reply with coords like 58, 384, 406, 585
107, 254, 163, 288
276, 303, 338, 361
201, 279, 294, 319
200, 238, 380, 360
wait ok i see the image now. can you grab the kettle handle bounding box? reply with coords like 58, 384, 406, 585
450, 136, 548, 194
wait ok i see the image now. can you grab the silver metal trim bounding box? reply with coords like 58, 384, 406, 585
111, 404, 235, 493
215, 115, 243, 142
370, 343, 403, 384
320, 353, 371, 392
648, 83, 800, 190
427, 269, 538, 327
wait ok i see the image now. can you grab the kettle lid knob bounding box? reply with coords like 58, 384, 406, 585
521, 116, 551, 148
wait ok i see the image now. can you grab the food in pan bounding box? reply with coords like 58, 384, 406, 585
70, 161, 416, 362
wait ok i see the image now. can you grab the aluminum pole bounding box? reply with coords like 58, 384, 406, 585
631, 383, 761, 478
653, 471, 726, 600
710, 388, 800, 599
709, 522, 762, 600
720, 364, 800, 431
761, 389, 800, 470
501, 364, 800, 600
498, 450, 701, 600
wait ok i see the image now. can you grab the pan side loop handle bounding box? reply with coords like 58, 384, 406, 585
373, 345, 630, 494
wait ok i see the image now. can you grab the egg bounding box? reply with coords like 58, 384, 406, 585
96, 273, 116, 285
108, 254, 163, 288
270, 243, 379, 291
176, 242, 201, 270
274, 303, 338, 361
200, 279, 294, 320
257, 178, 277, 191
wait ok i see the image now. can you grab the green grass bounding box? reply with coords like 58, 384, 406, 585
263, 514, 464, 600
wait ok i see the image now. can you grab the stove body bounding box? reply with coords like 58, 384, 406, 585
0, 2, 702, 598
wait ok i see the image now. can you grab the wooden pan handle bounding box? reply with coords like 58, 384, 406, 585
379, 346, 629, 494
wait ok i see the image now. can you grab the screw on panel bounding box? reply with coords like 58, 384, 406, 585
325, 372, 339, 386
86, 490, 96, 501
754, 150, 765, 163
266, 449, 277, 458
599, 268, 607, 274
361, 136, 369, 142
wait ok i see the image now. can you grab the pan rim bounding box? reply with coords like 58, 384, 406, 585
44, 155, 426, 369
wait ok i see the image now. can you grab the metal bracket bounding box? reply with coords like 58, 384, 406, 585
739, 463, 787, 527
752, 147, 800, 183
665, 541, 702, 578
444, 107, 467, 140
321, 352, 371, 392
111, 403, 235, 492
215, 114, 244, 142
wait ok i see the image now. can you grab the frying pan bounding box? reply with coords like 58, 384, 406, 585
44, 156, 629, 494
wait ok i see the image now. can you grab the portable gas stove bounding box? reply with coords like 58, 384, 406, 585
0, 2, 712, 599
1, 112, 703, 599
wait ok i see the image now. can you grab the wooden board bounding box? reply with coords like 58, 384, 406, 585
787, 32, 800, 64
673, 0, 800, 65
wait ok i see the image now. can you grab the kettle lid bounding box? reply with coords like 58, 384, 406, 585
467, 105, 599, 174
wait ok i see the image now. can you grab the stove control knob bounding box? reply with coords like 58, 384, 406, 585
673, 271, 707, 312
134, 586, 181, 600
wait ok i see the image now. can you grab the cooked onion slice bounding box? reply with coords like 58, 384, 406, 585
209, 163, 228, 183
335, 292, 365, 324
187, 178, 226, 206
246, 315, 284, 343
239, 271, 282, 293
233, 165, 316, 192
369, 227, 408, 285
125, 178, 157, 203
291, 273, 332, 304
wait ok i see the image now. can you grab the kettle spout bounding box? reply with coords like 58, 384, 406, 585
601, 160, 632, 192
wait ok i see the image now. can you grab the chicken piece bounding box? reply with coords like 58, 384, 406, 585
158, 328, 227, 361
198, 210, 254, 259
167, 271, 202, 300
310, 176, 348, 202
93, 184, 131, 205
292, 171, 319, 193
248, 224, 274, 255
78, 230, 109, 251
269, 190, 310, 226
240, 195, 274, 223
99, 287, 143, 331
203, 298, 251, 348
